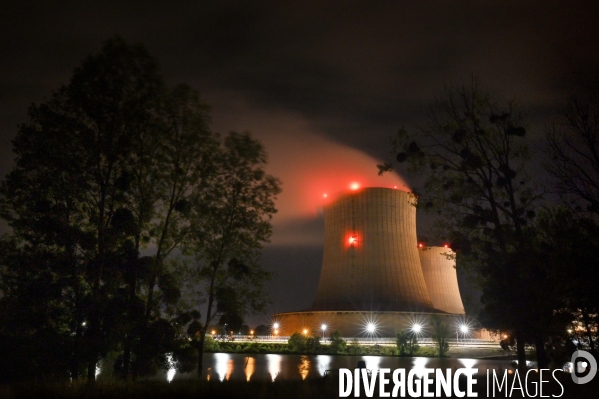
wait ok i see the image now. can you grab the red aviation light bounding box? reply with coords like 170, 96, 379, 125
444, 244, 449, 248
418, 242, 424, 248
349, 235, 358, 246
349, 182, 360, 190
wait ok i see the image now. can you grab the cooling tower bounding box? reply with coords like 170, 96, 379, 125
311, 187, 435, 312
419, 246, 465, 314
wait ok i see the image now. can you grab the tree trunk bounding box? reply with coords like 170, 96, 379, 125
71, 325, 82, 382
196, 331, 207, 378
122, 335, 133, 380
85, 304, 101, 383
516, 331, 527, 374
87, 359, 96, 383
70, 363, 79, 383
122, 268, 138, 380
534, 333, 548, 369
197, 261, 218, 379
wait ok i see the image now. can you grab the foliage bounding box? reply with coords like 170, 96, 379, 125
379, 79, 542, 370
329, 330, 347, 354
0, 37, 279, 384
287, 332, 308, 352
430, 315, 451, 358
499, 334, 516, 357
546, 95, 599, 218
306, 337, 321, 353
543, 91, 599, 359
204, 336, 222, 353
346, 339, 362, 355
395, 330, 419, 356
0, 36, 182, 382
187, 131, 281, 376
531, 208, 599, 356
254, 325, 270, 335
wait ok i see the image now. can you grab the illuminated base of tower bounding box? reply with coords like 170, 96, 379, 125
271, 310, 493, 338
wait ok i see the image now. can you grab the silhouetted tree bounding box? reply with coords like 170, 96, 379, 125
395, 330, 418, 356
288, 332, 307, 352
329, 330, 347, 354
0, 36, 169, 382
546, 94, 599, 218
187, 131, 281, 377
0, 37, 237, 384
379, 79, 542, 372
123, 83, 217, 381
430, 315, 451, 357
544, 86, 599, 357
533, 208, 599, 356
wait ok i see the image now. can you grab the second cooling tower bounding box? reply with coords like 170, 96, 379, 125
312, 187, 435, 312
419, 246, 465, 314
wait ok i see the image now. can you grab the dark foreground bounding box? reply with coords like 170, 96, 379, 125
1, 373, 597, 399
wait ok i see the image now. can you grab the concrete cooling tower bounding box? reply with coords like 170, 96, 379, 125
272, 186, 474, 337
312, 187, 435, 312
419, 246, 465, 314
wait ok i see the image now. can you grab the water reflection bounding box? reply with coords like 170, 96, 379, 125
412, 357, 429, 378
362, 356, 381, 371
316, 355, 332, 377
192, 353, 511, 382
460, 359, 478, 370
244, 356, 255, 381
213, 353, 234, 381
166, 354, 176, 382
266, 354, 282, 381
298, 356, 310, 380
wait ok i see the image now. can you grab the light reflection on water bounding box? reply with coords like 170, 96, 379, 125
166, 354, 176, 383
362, 356, 381, 371
213, 353, 234, 381
460, 358, 478, 369
411, 357, 429, 378
267, 354, 282, 381
298, 356, 310, 380
244, 356, 255, 381
316, 355, 332, 377
175, 353, 511, 382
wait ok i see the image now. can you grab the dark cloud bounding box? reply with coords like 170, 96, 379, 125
1, 0, 598, 323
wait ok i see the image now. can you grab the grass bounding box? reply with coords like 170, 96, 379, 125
211, 341, 441, 357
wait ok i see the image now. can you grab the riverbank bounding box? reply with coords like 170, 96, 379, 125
208, 341, 507, 359
446, 345, 512, 359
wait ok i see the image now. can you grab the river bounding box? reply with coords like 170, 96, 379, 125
158, 353, 517, 382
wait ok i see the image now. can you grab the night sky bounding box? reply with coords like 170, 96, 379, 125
1, 1, 598, 326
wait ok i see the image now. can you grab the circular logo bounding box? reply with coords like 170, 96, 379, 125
571, 350, 597, 385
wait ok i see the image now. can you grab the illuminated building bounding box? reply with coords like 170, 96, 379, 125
419, 246, 464, 314
273, 187, 483, 338
312, 188, 434, 312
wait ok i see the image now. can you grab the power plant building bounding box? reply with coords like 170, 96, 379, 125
273, 187, 472, 337
419, 246, 465, 315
